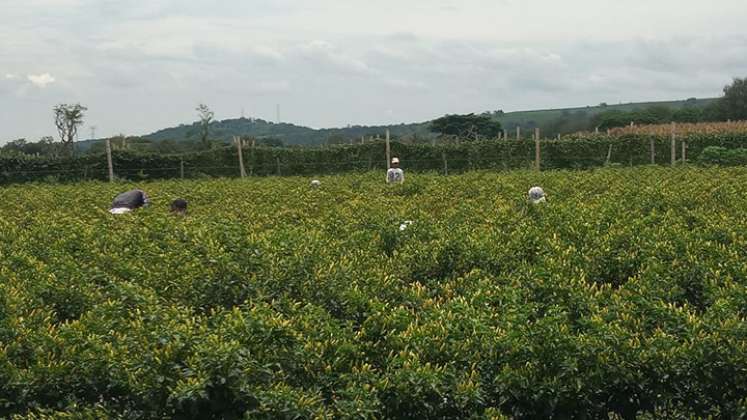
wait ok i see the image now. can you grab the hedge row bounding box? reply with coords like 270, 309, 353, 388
2, 133, 747, 184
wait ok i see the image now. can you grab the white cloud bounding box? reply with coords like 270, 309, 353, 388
27, 73, 56, 88
2, 0, 747, 141
298, 40, 375, 75
383, 78, 428, 91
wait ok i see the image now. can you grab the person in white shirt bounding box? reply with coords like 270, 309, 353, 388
528, 186, 547, 204
386, 157, 405, 184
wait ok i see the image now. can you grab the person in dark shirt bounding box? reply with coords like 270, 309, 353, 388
170, 199, 188, 215
109, 189, 150, 214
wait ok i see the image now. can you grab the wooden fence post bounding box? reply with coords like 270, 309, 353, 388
276, 157, 281, 176
516, 126, 521, 140
650, 138, 656, 165
248, 141, 254, 176
595, 127, 600, 134
682, 140, 687, 164
385, 129, 391, 169
180, 159, 185, 179
442, 150, 448, 176
670, 122, 676, 166
105, 138, 114, 182
534, 128, 541, 171
235, 136, 246, 178
606, 144, 613, 165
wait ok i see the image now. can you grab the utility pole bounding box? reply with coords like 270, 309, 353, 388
276, 104, 280, 123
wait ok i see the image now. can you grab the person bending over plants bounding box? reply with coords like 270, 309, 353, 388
109, 189, 150, 214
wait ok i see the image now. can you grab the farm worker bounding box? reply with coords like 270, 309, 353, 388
528, 186, 547, 204
310, 179, 321, 188
109, 189, 150, 214
170, 199, 188, 215
387, 157, 405, 184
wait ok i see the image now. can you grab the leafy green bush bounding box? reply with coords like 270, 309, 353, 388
698, 146, 747, 166
2, 168, 747, 418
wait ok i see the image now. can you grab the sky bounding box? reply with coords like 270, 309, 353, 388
1, 0, 746, 142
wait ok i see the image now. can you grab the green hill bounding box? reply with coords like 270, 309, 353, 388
144, 118, 432, 146
491, 97, 718, 135
140, 97, 718, 146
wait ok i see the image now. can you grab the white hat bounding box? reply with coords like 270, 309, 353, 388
528, 186, 546, 203
310, 180, 321, 188
391, 157, 400, 164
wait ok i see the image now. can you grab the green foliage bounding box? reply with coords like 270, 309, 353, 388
2, 168, 747, 417
195, 104, 215, 149
499, 98, 717, 137
594, 105, 682, 129
430, 114, 503, 140
721, 77, 747, 121
698, 146, 747, 166
5, 131, 747, 184
53, 103, 87, 156
143, 117, 435, 147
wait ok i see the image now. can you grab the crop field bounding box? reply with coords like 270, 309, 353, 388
2, 167, 747, 418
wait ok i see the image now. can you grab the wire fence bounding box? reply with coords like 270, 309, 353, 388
2, 128, 746, 185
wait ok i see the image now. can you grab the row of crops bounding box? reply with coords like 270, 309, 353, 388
2, 167, 747, 418
2, 131, 747, 184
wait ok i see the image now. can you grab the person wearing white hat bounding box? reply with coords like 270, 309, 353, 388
528, 186, 547, 204
310, 179, 321, 188
386, 157, 405, 184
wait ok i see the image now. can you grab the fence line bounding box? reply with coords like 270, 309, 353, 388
1, 122, 742, 184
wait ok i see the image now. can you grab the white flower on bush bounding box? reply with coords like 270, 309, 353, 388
399, 220, 414, 231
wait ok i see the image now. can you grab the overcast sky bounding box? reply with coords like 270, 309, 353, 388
1, 0, 746, 142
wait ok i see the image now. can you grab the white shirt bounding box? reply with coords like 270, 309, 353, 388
109, 207, 133, 214
387, 168, 405, 184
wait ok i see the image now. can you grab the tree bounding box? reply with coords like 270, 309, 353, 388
2, 136, 62, 157
325, 134, 347, 145
196, 104, 214, 149
53, 103, 87, 156
673, 107, 703, 123
429, 114, 502, 141
720, 77, 747, 121
256, 137, 284, 147
593, 110, 628, 130
1, 139, 27, 155
702, 101, 726, 122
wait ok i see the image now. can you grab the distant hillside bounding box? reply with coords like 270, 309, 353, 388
144, 118, 431, 146
140, 97, 718, 146
493, 98, 718, 134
